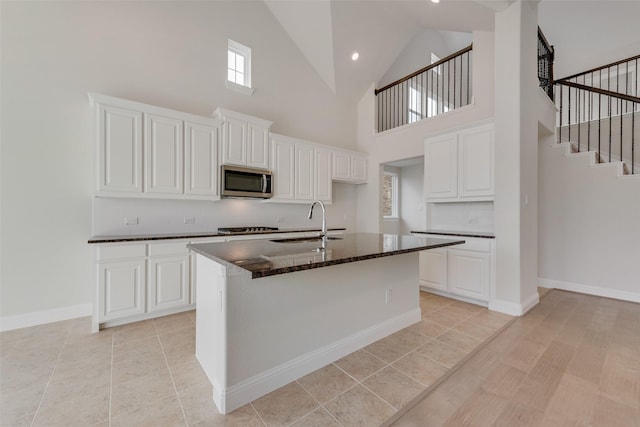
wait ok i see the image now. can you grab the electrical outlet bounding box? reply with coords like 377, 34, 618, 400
184, 217, 196, 225
124, 217, 139, 226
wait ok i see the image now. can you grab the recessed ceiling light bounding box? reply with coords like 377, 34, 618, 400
351, 52, 359, 61
431, 0, 440, 3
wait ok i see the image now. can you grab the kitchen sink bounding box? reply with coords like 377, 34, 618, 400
270, 236, 343, 243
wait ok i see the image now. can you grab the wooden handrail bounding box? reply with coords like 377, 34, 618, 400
374, 44, 473, 95
557, 54, 640, 82
555, 79, 640, 104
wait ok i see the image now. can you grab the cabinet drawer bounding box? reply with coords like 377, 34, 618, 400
98, 244, 146, 261
148, 241, 189, 256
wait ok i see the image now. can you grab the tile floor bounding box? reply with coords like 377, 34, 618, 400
1, 292, 513, 426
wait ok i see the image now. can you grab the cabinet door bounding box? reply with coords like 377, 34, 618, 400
144, 114, 184, 194
332, 151, 351, 180
447, 249, 490, 301
221, 117, 247, 166
97, 104, 143, 193
295, 144, 314, 200
424, 134, 458, 199
148, 255, 190, 312
246, 124, 269, 169
458, 124, 494, 197
314, 148, 332, 202
351, 155, 368, 182
98, 260, 146, 321
419, 249, 448, 291
270, 136, 296, 200
185, 121, 219, 197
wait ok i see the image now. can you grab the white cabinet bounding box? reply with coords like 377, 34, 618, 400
314, 147, 332, 202
270, 133, 332, 203
93, 241, 193, 331
332, 150, 368, 183
424, 122, 494, 201
295, 144, 314, 200
417, 235, 493, 304
447, 249, 490, 301
144, 113, 184, 195
96, 104, 143, 194
418, 249, 448, 291
148, 255, 190, 312
90, 93, 222, 201
185, 120, 220, 197
214, 107, 271, 169
98, 259, 146, 321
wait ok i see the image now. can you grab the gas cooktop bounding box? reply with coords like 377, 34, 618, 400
217, 226, 279, 234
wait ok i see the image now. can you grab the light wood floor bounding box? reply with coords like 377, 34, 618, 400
388, 289, 640, 426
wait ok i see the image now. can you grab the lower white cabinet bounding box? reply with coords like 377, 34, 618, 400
148, 255, 190, 312
94, 241, 193, 331
418, 235, 493, 303
98, 259, 146, 321
447, 249, 490, 301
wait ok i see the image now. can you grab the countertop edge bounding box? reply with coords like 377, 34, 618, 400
187, 238, 465, 279
411, 230, 495, 239
88, 227, 347, 244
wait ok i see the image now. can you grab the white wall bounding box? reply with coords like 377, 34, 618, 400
378, 29, 472, 88
428, 201, 494, 233
0, 1, 360, 321
398, 163, 426, 235
357, 30, 496, 234
538, 143, 640, 301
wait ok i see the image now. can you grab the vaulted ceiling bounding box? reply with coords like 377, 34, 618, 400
264, 0, 640, 107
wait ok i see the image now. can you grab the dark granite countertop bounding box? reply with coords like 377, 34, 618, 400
411, 230, 495, 239
187, 232, 465, 279
88, 227, 347, 244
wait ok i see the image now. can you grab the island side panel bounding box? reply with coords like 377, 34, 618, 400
194, 254, 228, 409
222, 252, 421, 411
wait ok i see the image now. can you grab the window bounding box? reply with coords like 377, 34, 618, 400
227, 39, 251, 88
383, 172, 398, 218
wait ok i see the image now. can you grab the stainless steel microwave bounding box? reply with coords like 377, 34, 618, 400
221, 165, 273, 198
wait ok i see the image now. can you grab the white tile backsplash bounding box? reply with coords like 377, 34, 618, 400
428, 201, 494, 233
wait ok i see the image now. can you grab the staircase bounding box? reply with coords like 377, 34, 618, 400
553, 54, 640, 176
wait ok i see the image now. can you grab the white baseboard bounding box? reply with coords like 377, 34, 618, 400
214, 308, 421, 414
488, 290, 539, 317
0, 303, 92, 332
538, 278, 640, 303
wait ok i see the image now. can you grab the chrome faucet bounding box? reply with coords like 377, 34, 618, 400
307, 200, 327, 237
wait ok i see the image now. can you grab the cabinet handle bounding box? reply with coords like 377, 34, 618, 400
262, 175, 267, 193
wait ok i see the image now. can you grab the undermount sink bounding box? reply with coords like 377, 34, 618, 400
270, 236, 343, 243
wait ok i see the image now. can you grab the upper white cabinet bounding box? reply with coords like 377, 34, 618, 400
89, 93, 222, 200
144, 114, 184, 195
424, 122, 494, 201
184, 119, 220, 198
96, 104, 143, 194
332, 150, 368, 184
269, 133, 332, 204
214, 107, 271, 169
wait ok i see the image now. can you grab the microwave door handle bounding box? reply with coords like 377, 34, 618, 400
262, 174, 267, 193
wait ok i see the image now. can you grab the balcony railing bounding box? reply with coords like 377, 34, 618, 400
538, 27, 554, 100
375, 45, 473, 133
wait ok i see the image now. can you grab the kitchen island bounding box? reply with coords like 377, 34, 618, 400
187, 233, 464, 413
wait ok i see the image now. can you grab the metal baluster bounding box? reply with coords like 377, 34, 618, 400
577, 83, 581, 151
467, 52, 470, 105
559, 84, 563, 144
568, 84, 572, 144
599, 69, 602, 160
633, 101, 636, 173
454, 56, 457, 109
609, 67, 612, 162
588, 73, 592, 151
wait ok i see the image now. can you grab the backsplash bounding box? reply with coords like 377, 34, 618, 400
92, 183, 357, 236
428, 201, 494, 233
